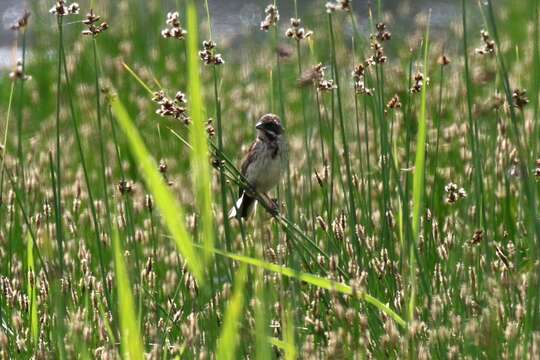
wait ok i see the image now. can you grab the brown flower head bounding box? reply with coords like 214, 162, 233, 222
260, 4, 279, 31
81, 9, 108, 36
410, 71, 427, 93
10, 10, 30, 31
475, 30, 495, 55
512, 89, 529, 110
9, 60, 31, 82
375, 22, 391, 42
50, 1, 79, 16
286, 18, 312, 41
444, 182, 467, 204
152, 90, 190, 125
298, 63, 336, 91
161, 11, 187, 40
386, 94, 401, 110
199, 40, 224, 65
352, 63, 373, 96
437, 54, 451, 66
325, 0, 351, 13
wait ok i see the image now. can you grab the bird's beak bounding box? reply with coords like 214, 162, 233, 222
255, 121, 263, 130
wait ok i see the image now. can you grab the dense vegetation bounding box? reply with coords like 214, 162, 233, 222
0, 0, 539, 358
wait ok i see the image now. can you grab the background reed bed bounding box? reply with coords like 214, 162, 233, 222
0, 0, 539, 358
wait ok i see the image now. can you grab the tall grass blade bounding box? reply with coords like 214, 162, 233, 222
187, 0, 215, 264
409, 11, 431, 322
113, 228, 144, 360
216, 264, 248, 360
26, 234, 38, 346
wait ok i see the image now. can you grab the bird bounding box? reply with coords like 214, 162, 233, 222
228, 113, 288, 219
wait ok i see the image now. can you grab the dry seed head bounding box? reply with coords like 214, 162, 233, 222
386, 94, 401, 109
475, 30, 495, 55
153, 90, 190, 124
437, 54, 451, 65
82, 9, 108, 37
9, 60, 31, 82
117, 179, 134, 195
375, 22, 392, 42
512, 89, 529, 110
410, 71, 426, 93
325, 0, 351, 13
10, 10, 30, 31
199, 40, 225, 65
50, 1, 79, 16
161, 11, 187, 40
260, 4, 279, 31
286, 18, 312, 41
352, 63, 374, 96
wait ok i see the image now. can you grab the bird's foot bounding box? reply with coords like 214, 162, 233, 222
269, 198, 280, 216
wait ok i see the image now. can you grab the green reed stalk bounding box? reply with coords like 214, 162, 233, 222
204, 0, 232, 251
0, 82, 15, 223
409, 11, 430, 355
187, 0, 215, 266
59, 36, 111, 311
91, 39, 113, 237
484, 0, 540, 344
532, 0, 540, 153
16, 28, 27, 185
54, 15, 65, 281
328, 13, 359, 252
462, 0, 486, 231
273, 15, 294, 221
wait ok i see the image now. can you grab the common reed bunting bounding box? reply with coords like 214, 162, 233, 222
229, 114, 288, 219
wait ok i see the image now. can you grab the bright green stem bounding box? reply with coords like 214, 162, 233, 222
409, 11, 431, 350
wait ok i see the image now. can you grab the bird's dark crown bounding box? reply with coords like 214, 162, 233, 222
255, 114, 284, 135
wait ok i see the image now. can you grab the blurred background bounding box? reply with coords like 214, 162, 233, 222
0, 0, 459, 68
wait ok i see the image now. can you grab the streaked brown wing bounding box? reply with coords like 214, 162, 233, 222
239, 139, 261, 196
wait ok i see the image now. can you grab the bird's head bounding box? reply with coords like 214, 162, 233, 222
255, 113, 284, 140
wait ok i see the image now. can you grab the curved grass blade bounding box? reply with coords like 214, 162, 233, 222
109, 94, 204, 282
193, 245, 406, 328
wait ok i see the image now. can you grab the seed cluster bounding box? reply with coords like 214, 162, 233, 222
444, 183, 467, 204
352, 64, 373, 96
512, 89, 529, 110
286, 18, 313, 41
325, 0, 351, 13
81, 9, 108, 37
260, 4, 279, 31
475, 30, 495, 55
410, 72, 426, 93
161, 11, 187, 40
199, 41, 224, 66
152, 90, 190, 125
8, 60, 31, 81
10, 10, 30, 31
49, 1, 79, 16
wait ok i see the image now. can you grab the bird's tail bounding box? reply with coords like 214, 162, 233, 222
228, 192, 256, 219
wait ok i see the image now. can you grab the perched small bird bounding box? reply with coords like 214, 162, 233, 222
229, 113, 288, 219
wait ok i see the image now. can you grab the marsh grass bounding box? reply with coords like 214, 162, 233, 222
0, 0, 539, 358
